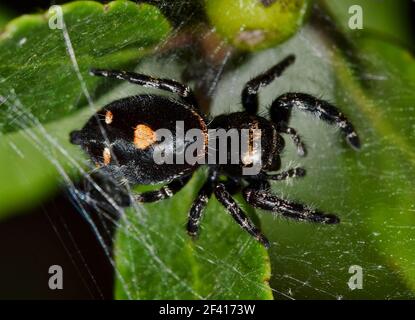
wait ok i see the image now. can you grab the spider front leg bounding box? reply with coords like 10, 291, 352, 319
271, 92, 361, 149
187, 176, 241, 238
242, 54, 295, 115
214, 183, 270, 248
187, 179, 213, 238
90, 69, 198, 108
279, 126, 307, 157
135, 175, 192, 203
242, 181, 339, 224
265, 167, 306, 181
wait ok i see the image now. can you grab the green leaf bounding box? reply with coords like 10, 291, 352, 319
0, 0, 171, 133
332, 38, 415, 293
0, 1, 171, 217
114, 171, 272, 299
321, 0, 413, 48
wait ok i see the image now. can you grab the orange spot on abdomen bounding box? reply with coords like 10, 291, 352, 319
134, 124, 157, 149
105, 110, 113, 124
103, 147, 111, 165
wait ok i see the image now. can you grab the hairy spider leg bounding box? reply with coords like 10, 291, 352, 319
242, 181, 340, 224
135, 175, 192, 203
90, 69, 199, 108
214, 183, 270, 248
241, 54, 296, 115
265, 167, 306, 180
279, 126, 307, 157
271, 92, 361, 150
187, 178, 214, 238
187, 174, 242, 238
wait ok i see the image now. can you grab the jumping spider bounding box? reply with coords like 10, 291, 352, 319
70, 55, 360, 248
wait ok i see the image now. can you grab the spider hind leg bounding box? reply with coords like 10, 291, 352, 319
242, 182, 339, 224
214, 183, 270, 248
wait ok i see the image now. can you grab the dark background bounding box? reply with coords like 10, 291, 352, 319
0, 0, 414, 300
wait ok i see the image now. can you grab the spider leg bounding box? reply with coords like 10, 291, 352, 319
265, 167, 306, 181
187, 178, 213, 238
242, 181, 339, 224
214, 183, 270, 248
90, 69, 198, 108
242, 54, 295, 115
187, 175, 241, 238
271, 92, 361, 149
135, 175, 192, 203
279, 126, 307, 157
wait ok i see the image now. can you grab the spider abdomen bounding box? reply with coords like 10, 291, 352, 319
71, 95, 208, 184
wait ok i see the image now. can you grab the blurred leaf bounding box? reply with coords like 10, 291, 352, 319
0, 1, 171, 217
321, 0, 413, 48
114, 172, 273, 299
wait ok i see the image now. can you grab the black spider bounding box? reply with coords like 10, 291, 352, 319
70, 55, 360, 248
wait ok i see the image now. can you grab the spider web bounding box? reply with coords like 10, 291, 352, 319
1, 2, 415, 300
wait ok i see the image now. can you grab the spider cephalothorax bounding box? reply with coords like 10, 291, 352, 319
70, 55, 360, 248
